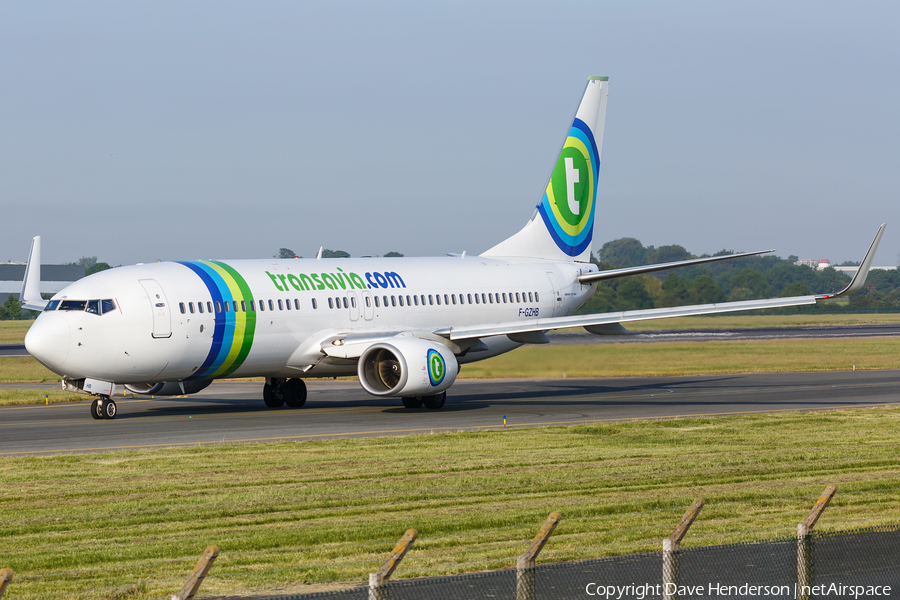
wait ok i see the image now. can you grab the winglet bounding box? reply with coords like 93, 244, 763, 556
817, 223, 887, 299
20, 236, 48, 311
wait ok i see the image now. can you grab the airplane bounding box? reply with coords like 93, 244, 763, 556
20, 76, 886, 419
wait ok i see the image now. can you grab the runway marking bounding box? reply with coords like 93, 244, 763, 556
2, 402, 898, 456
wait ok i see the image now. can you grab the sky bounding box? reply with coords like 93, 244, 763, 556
2, 1, 898, 267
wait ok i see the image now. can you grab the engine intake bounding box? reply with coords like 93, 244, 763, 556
358, 338, 458, 397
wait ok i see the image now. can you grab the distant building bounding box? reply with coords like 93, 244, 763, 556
794, 258, 897, 275
0, 263, 84, 304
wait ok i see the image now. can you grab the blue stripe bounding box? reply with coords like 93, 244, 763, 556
176, 261, 228, 380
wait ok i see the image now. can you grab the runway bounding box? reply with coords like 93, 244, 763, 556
2, 370, 900, 455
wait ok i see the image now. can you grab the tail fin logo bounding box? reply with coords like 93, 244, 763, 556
537, 118, 599, 257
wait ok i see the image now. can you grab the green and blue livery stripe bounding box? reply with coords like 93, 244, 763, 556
177, 261, 256, 380
537, 117, 600, 256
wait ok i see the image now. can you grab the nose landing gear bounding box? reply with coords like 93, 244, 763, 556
90, 396, 117, 419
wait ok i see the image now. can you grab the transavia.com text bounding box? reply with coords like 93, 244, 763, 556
584, 583, 892, 598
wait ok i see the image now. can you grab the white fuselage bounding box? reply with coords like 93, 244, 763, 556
25, 256, 598, 385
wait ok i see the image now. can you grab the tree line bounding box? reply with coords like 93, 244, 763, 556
577, 238, 900, 314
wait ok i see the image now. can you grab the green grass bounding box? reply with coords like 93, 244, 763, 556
0, 357, 65, 384
2, 409, 900, 598
0, 388, 85, 405
0, 320, 33, 344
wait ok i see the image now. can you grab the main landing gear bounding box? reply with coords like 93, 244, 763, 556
263, 378, 307, 408
401, 391, 446, 410
90, 396, 117, 419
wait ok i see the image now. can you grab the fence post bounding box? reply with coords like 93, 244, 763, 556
369, 528, 418, 600
662, 498, 704, 600
517, 512, 561, 600
0, 568, 12, 599
797, 484, 836, 600
171, 545, 219, 600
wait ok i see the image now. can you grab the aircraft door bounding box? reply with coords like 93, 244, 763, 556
362, 291, 374, 320
546, 272, 563, 317
139, 279, 172, 339
348, 291, 360, 322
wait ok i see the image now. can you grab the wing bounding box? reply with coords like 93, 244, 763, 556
438, 223, 887, 342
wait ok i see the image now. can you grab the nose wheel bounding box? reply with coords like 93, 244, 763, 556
91, 396, 117, 419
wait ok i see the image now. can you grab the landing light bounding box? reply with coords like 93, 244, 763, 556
332, 339, 345, 346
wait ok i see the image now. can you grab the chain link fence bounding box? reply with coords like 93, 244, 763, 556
258, 525, 899, 600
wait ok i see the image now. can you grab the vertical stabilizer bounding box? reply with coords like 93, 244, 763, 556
482, 76, 609, 262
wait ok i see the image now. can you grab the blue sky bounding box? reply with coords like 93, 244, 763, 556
2, 1, 898, 266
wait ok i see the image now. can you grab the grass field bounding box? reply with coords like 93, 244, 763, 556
1, 408, 899, 598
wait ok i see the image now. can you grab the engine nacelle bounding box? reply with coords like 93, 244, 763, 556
123, 380, 212, 396
358, 338, 458, 397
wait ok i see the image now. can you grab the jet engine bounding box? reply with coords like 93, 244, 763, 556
123, 380, 213, 396
358, 338, 458, 397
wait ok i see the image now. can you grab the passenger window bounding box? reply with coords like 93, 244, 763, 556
101, 299, 117, 314
406, 295, 411, 306
198, 302, 204, 314
502, 293, 507, 303
224, 302, 230, 313
312, 298, 318, 309
428, 295, 433, 305
399, 296, 404, 307
516, 292, 521, 303
391, 296, 396, 307
328, 298, 334, 309
436, 295, 441, 305
468, 293, 473, 304
452, 294, 457, 305
342, 297, 347, 309
474, 294, 479, 305
258, 300, 265, 311
535, 292, 539, 302
488, 294, 493, 304
458, 294, 464, 305
364, 296, 370, 307
278, 299, 284, 310
268, 300, 274, 311
233, 301, 239, 312
528, 292, 534, 302
413, 295, 418, 306
177, 302, 185, 314
216, 301, 222, 313
188, 302, 195, 314
420, 295, 425, 305
87, 300, 101, 315
294, 299, 300, 310
383, 296, 388, 307
375, 296, 380, 308
285, 299, 291, 310
352, 296, 358, 308
241, 300, 246, 312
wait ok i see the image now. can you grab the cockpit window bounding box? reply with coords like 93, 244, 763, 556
86, 300, 101, 315
45, 300, 60, 311
59, 300, 87, 311
101, 299, 117, 314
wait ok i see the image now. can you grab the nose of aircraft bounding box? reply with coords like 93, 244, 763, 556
24, 314, 71, 372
